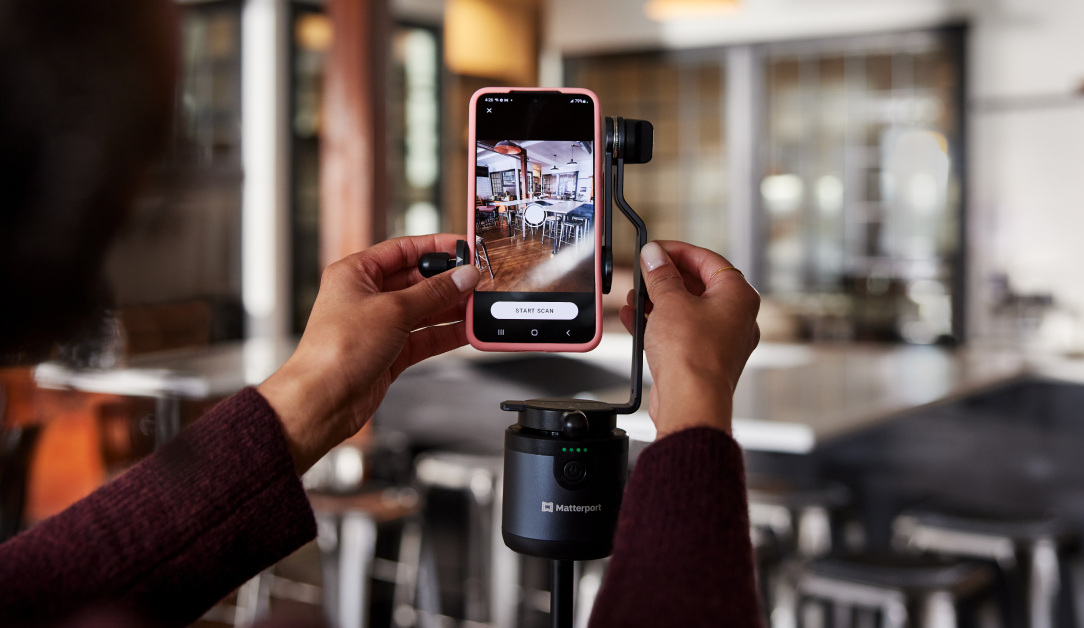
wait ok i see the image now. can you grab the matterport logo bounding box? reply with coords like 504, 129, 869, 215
541, 501, 601, 513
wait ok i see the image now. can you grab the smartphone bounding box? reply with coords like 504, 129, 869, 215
466, 87, 603, 352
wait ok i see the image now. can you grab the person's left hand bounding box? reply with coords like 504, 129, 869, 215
258, 234, 480, 473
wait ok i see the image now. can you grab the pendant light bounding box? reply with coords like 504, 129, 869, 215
494, 140, 522, 155
550, 154, 559, 171
567, 144, 578, 166
645, 0, 740, 21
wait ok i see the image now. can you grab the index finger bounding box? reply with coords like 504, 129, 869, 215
342, 234, 462, 291
654, 240, 745, 298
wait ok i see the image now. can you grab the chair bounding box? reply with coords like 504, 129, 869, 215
477, 206, 497, 230
521, 204, 547, 241
475, 236, 495, 280
794, 554, 996, 628
893, 504, 1078, 628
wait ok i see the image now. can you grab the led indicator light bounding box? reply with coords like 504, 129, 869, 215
562, 448, 567, 452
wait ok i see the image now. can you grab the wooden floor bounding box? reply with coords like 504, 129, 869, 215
475, 223, 594, 292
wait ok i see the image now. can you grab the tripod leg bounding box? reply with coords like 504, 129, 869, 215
551, 560, 574, 628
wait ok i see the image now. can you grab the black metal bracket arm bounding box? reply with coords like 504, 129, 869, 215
602, 116, 652, 415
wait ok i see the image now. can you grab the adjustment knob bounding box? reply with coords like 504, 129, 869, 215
418, 240, 470, 278
418, 253, 453, 278
561, 411, 589, 438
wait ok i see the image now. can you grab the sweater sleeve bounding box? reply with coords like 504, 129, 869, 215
588, 426, 761, 628
0, 387, 318, 627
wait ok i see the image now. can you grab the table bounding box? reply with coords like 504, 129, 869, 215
34, 337, 298, 447
372, 336, 1032, 458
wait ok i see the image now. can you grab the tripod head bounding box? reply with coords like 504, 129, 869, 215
501, 117, 652, 561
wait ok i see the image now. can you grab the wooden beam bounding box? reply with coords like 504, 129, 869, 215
320, 0, 388, 268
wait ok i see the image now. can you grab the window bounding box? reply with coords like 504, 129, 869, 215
762, 29, 964, 342
565, 51, 728, 266
388, 25, 442, 238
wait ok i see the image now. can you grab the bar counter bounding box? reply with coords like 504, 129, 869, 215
37, 335, 1082, 454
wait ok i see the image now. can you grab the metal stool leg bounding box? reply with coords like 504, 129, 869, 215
317, 511, 378, 628
475, 237, 495, 279
340, 512, 377, 628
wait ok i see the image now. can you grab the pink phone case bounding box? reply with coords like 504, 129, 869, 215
466, 87, 603, 353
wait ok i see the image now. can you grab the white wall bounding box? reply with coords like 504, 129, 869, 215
546, 0, 1084, 343
967, 0, 1084, 342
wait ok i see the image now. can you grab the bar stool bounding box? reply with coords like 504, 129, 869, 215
556, 216, 580, 252
544, 214, 559, 252
569, 216, 590, 252
506, 208, 520, 234
749, 476, 851, 557
475, 236, 495, 280
893, 505, 1078, 628
413, 452, 520, 628
748, 476, 852, 628
795, 554, 995, 628
303, 443, 422, 628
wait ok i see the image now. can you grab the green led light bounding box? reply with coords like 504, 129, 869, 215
576, 448, 581, 452
584, 448, 588, 452
562, 448, 567, 452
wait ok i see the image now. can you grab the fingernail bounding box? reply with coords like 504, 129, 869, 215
640, 242, 667, 272
452, 264, 480, 292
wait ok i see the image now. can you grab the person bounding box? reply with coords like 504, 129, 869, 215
0, 0, 763, 626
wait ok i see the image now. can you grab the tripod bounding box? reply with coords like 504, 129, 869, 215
502, 117, 652, 628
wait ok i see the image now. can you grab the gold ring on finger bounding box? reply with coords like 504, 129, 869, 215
709, 266, 743, 280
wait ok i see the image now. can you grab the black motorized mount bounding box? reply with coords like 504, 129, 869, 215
418, 117, 653, 628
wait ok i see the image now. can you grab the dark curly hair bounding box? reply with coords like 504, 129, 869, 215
0, 0, 178, 357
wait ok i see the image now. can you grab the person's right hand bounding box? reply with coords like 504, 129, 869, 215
259, 234, 479, 473
620, 241, 760, 439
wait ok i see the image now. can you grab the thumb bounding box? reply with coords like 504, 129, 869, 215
640, 241, 687, 302
395, 264, 480, 325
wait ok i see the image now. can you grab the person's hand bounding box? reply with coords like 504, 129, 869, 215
620, 241, 760, 439
258, 234, 480, 473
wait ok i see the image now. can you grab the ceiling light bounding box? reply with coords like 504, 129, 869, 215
494, 140, 522, 155
644, 0, 739, 21
551, 155, 559, 171
295, 14, 334, 52
567, 144, 578, 165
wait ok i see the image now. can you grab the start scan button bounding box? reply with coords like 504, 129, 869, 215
491, 301, 579, 320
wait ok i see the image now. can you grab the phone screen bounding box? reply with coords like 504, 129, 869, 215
471, 91, 598, 346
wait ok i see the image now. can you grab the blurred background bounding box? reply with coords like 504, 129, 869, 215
7, 0, 1084, 627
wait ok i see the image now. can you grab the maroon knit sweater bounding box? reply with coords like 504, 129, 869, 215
0, 388, 760, 628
